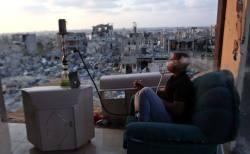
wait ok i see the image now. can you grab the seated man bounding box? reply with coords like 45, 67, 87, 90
133, 52, 194, 124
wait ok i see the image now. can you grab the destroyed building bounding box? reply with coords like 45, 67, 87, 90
163, 27, 215, 53
120, 23, 169, 74
92, 24, 113, 39
87, 24, 121, 75
118, 25, 215, 74
58, 32, 88, 54
11, 33, 37, 53
90, 24, 121, 53
170, 28, 214, 55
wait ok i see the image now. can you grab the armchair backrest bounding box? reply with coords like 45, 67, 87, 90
192, 71, 240, 143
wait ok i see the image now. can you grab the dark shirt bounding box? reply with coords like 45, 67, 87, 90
164, 71, 194, 124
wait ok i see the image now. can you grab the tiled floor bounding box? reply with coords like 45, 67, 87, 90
0, 122, 126, 154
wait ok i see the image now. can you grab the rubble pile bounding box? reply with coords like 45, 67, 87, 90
0, 34, 119, 111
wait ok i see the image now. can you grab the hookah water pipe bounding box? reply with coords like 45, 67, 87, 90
58, 19, 70, 86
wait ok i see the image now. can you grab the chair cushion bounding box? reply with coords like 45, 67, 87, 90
192, 71, 239, 143
125, 122, 208, 144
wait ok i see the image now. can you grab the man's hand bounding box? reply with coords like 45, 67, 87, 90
157, 87, 167, 99
133, 80, 144, 91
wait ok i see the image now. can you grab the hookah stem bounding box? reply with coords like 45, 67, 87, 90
60, 34, 70, 87
62, 35, 66, 64
62, 34, 68, 70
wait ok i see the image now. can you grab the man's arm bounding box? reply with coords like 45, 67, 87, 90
133, 80, 144, 92
164, 100, 185, 116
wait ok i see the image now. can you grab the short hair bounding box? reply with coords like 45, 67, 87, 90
170, 52, 190, 70
171, 52, 189, 60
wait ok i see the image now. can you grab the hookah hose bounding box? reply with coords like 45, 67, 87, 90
156, 74, 163, 94
156, 64, 165, 93
75, 50, 129, 116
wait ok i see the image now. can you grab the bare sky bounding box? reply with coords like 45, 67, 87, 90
0, 0, 218, 33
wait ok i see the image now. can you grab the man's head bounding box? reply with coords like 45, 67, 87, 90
167, 52, 190, 74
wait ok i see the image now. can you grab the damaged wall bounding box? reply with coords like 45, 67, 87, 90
220, 0, 247, 78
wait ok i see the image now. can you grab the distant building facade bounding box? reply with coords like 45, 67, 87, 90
59, 32, 88, 53
92, 24, 113, 39
12, 33, 37, 53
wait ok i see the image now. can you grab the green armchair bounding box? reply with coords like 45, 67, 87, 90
123, 71, 240, 154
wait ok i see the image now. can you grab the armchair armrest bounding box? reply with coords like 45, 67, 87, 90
126, 122, 208, 143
